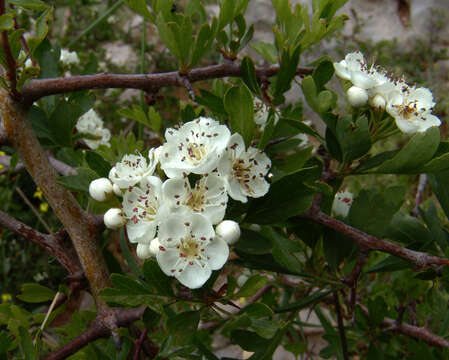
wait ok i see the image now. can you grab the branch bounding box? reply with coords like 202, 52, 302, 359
299, 210, 449, 268
412, 174, 427, 217
0, 1, 18, 100
45, 307, 147, 360
0, 154, 77, 176
333, 291, 349, 360
0, 209, 82, 275
20, 63, 313, 104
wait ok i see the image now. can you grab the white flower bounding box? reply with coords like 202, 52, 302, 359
109, 149, 158, 189
24, 59, 33, 69
162, 174, 228, 224
89, 178, 113, 202
122, 176, 163, 243
112, 183, 122, 197
159, 117, 230, 178
370, 94, 387, 110
386, 85, 441, 134
347, 86, 369, 107
218, 133, 271, 203
254, 98, 279, 129
136, 237, 160, 259
104, 208, 127, 229
76, 109, 111, 149
156, 213, 229, 289
332, 191, 353, 218
334, 51, 378, 89
216, 220, 241, 245
60, 49, 80, 66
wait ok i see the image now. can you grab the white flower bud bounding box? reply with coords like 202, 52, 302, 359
112, 183, 122, 197
104, 208, 126, 229
149, 237, 161, 256
347, 86, 368, 107
136, 243, 152, 260
332, 191, 354, 218
370, 94, 386, 110
89, 178, 113, 202
216, 220, 241, 245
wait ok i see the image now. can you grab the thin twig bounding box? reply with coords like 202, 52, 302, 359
333, 291, 349, 360
15, 186, 52, 233
133, 328, 148, 360
298, 210, 449, 268
412, 174, 427, 217
20, 63, 312, 105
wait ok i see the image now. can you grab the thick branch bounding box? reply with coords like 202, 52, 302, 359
0, 210, 81, 275
0, 90, 111, 312
45, 307, 146, 360
299, 211, 449, 268
20, 63, 312, 104
0, 1, 18, 99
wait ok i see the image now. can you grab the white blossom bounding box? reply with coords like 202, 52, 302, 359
332, 191, 354, 218
89, 178, 113, 202
122, 176, 164, 243
159, 117, 230, 178
136, 243, 152, 260
162, 174, 228, 225
109, 149, 158, 189
216, 220, 241, 245
156, 213, 229, 289
218, 133, 271, 203
104, 208, 127, 229
60, 49, 80, 66
76, 109, 111, 149
347, 86, 369, 107
254, 98, 279, 129
386, 84, 441, 134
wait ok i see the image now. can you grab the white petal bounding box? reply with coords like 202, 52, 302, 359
158, 214, 188, 246
394, 117, 420, 134
226, 133, 245, 157
227, 178, 248, 203
176, 262, 212, 289
351, 71, 377, 90
253, 150, 272, 175
203, 204, 226, 225
157, 248, 181, 276
189, 213, 215, 242
205, 237, 229, 270
416, 113, 441, 132
246, 178, 270, 198
126, 221, 156, 243
333, 61, 351, 80
217, 151, 233, 178
162, 177, 189, 208
203, 174, 227, 198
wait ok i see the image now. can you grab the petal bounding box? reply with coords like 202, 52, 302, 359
333, 61, 351, 80
227, 178, 247, 203
226, 133, 245, 157
176, 262, 212, 289
202, 174, 227, 198
394, 117, 419, 134
350, 71, 377, 89
205, 237, 229, 270
252, 150, 272, 175
217, 151, 233, 178
416, 113, 441, 132
162, 177, 189, 207
202, 204, 226, 225
189, 213, 215, 242
245, 178, 270, 198
126, 221, 156, 243
158, 214, 188, 246
209, 125, 231, 154
157, 248, 181, 276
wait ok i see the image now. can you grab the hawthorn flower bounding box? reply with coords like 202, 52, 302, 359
332, 191, 353, 218
122, 176, 163, 243
218, 133, 271, 203
254, 98, 279, 129
89, 177, 113, 202
76, 109, 111, 149
136, 238, 161, 260
162, 174, 228, 224
156, 213, 229, 289
159, 117, 230, 178
60, 49, 80, 66
334, 51, 379, 90
109, 149, 158, 189
104, 208, 127, 229
216, 220, 241, 245
385, 85, 441, 134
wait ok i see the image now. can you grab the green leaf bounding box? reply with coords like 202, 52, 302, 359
194, 335, 219, 360
241, 303, 274, 318
117, 105, 150, 128
17, 283, 55, 303
143, 307, 161, 329
9, 0, 49, 10
348, 186, 405, 238
0, 15, 14, 31
142, 259, 174, 297
248, 325, 286, 360
56, 167, 98, 193
18, 327, 37, 360
48, 100, 82, 147
224, 82, 254, 146
234, 229, 272, 255
0, 331, 12, 355
125, 0, 154, 21
235, 275, 267, 298
276, 289, 332, 313
272, 47, 301, 105
230, 330, 267, 352
312, 59, 334, 90
119, 229, 142, 277
365, 255, 410, 273
241, 57, 261, 95
336, 115, 371, 163
272, 146, 313, 180
265, 228, 303, 273
251, 41, 278, 63
300, 76, 319, 113
374, 127, 440, 173
421, 141, 449, 172
385, 212, 432, 246
429, 169, 449, 219
166, 311, 200, 343
85, 151, 111, 178
245, 166, 319, 224
419, 203, 449, 251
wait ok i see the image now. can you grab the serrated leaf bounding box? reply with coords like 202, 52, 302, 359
230, 330, 266, 352
166, 311, 200, 343
234, 229, 272, 255
241, 57, 261, 95
336, 115, 371, 163
142, 259, 174, 297
85, 151, 111, 178
0, 14, 14, 31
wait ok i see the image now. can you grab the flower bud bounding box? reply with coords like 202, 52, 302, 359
112, 183, 122, 197
347, 86, 368, 107
136, 243, 152, 260
216, 220, 241, 245
149, 237, 161, 256
370, 94, 386, 110
104, 208, 126, 229
332, 191, 354, 218
89, 178, 113, 202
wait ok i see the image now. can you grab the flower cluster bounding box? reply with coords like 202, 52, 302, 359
76, 109, 111, 149
334, 51, 441, 134
89, 117, 272, 289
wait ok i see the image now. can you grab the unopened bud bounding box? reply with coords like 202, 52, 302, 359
216, 220, 241, 245
370, 94, 386, 110
136, 243, 152, 259
112, 183, 122, 197
149, 238, 161, 256
89, 178, 113, 202
347, 86, 368, 107
104, 208, 126, 229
